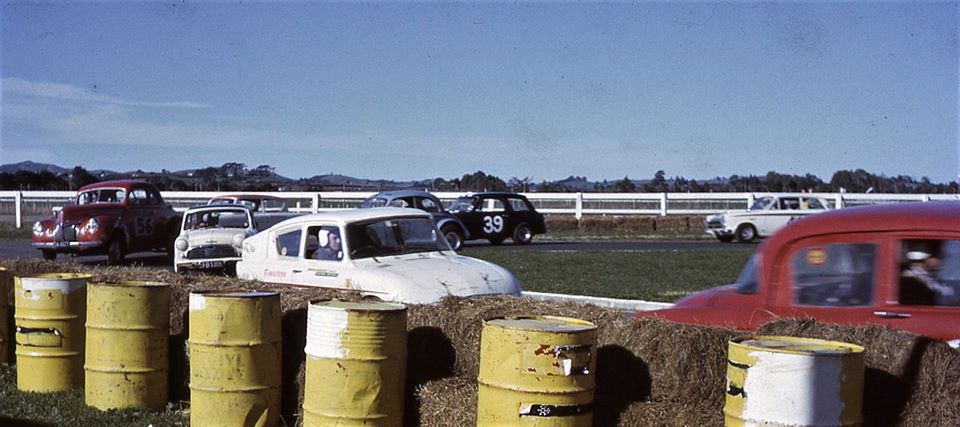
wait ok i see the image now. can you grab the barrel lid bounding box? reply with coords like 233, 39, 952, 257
191, 289, 278, 298
91, 280, 168, 288
733, 335, 864, 355
310, 299, 406, 312
486, 315, 596, 332
25, 273, 92, 281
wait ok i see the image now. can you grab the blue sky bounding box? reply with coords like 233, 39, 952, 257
2, 1, 957, 183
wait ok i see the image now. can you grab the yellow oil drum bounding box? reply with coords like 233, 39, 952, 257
0, 267, 10, 364
302, 299, 407, 427
85, 281, 170, 410
14, 273, 90, 392
189, 290, 282, 427
477, 315, 597, 426
725, 335, 865, 427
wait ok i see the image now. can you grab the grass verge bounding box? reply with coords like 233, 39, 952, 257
462, 248, 753, 301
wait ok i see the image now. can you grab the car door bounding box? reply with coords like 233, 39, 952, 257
769, 236, 885, 326
269, 225, 342, 289
125, 186, 162, 250
475, 196, 509, 241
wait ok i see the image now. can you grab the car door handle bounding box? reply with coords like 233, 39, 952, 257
874, 311, 911, 319
292, 269, 303, 274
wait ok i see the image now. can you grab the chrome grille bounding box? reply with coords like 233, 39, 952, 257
186, 245, 238, 259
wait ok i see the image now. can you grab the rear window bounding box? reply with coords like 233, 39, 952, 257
791, 243, 876, 306
362, 197, 388, 208
735, 254, 760, 294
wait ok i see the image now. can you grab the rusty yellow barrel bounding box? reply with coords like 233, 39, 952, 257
14, 273, 90, 392
189, 290, 282, 427
85, 281, 170, 410
0, 267, 10, 364
725, 335, 865, 426
302, 299, 407, 426
477, 316, 597, 426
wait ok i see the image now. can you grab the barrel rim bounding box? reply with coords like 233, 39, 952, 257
309, 298, 406, 312
730, 335, 865, 355
483, 315, 597, 332
190, 288, 279, 299
20, 273, 92, 281
89, 280, 169, 289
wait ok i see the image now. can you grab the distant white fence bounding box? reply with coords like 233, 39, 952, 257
2, 190, 958, 228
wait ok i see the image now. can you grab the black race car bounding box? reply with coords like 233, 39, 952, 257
448, 192, 547, 245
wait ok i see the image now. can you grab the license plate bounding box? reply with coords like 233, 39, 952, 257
198, 260, 224, 269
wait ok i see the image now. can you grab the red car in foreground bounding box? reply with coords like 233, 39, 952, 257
32, 180, 181, 265
637, 201, 960, 347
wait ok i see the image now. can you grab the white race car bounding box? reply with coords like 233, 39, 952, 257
235, 208, 522, 303
173, 205, 257, 273
705, 195, 830, 243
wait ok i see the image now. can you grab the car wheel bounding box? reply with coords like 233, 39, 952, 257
224, 263, 237, 277
107, 235, 126, 266
735, 224, 757, 243
441, 225, 464, 251
41, 250, 56, 261
717, 235, 735, 243
512, 223, 533, 245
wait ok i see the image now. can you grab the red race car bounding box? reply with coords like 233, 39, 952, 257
637, 201, 960, 347
32, 180, 181, 265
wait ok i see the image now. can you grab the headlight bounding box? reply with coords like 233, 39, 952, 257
175, 238, 189, 252
83, 218, 99, 234
32, 221, 44, 236
232, 233, 245, 249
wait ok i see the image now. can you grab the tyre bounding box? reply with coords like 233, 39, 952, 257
107, 235, 126, 266
41, 250, 56, 261
440, 225, 464, 251
735, 224, 757, 243
512, 223, 533, 245
717, 235, 735, 243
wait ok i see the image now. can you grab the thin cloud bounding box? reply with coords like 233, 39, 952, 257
2, 77, 210, 109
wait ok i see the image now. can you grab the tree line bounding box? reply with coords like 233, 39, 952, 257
1, 164, 957, 194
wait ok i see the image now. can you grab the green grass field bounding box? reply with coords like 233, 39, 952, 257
463, 247, 752, 301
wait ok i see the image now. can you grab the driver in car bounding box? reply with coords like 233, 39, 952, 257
314, 228, 343, 261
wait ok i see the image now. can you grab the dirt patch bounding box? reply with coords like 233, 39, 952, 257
3, 260, 959, 426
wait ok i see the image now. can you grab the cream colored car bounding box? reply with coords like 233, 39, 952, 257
705, 195, 830, 243
173, 205, 257, 273
235, 208, 521, 303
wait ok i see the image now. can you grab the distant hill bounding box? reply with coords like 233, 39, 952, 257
0, 161, 70, 174
306, 174, 434, 191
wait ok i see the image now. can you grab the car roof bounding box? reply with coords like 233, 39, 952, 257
764, 201, 960, 250
213, 194, 286, 201
185, 204, 252, 213
77, 180, 149, 191
459, 192, 528, 198
269, 207, 431, 229
368, 190, 437, 199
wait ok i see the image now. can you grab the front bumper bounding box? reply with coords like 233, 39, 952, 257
33, 240, 104, 253
174, 257, 240, 271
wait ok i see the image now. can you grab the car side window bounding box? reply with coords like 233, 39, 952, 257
791, 243, 876, 306
508, 198, 529, 211
388, 198, 412, 208
478, 198, 505, 212
780, 198, 800, 210
129, 189, 149, 205
805, 198, 826, 210
418, 197, 440, 213
898, 239, 960, 306
275, 229, 302, 258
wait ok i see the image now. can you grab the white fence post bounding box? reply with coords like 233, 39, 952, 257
312, 193, 320, 214
575, 192, 583, 220
834, 193, 843, 209
659, 193, 667, 216
15, 191, 23, 228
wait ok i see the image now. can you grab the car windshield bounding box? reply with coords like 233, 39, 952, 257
735, 254, 760, 294
184, 209, 249, 230
346, 217, 447, 259
749, 197, 775, 211
361, 197, 388, 208
448, 197, 476, 212
77, 188, 126, 205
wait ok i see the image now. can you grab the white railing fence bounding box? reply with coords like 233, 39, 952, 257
2, 190, 958, 228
